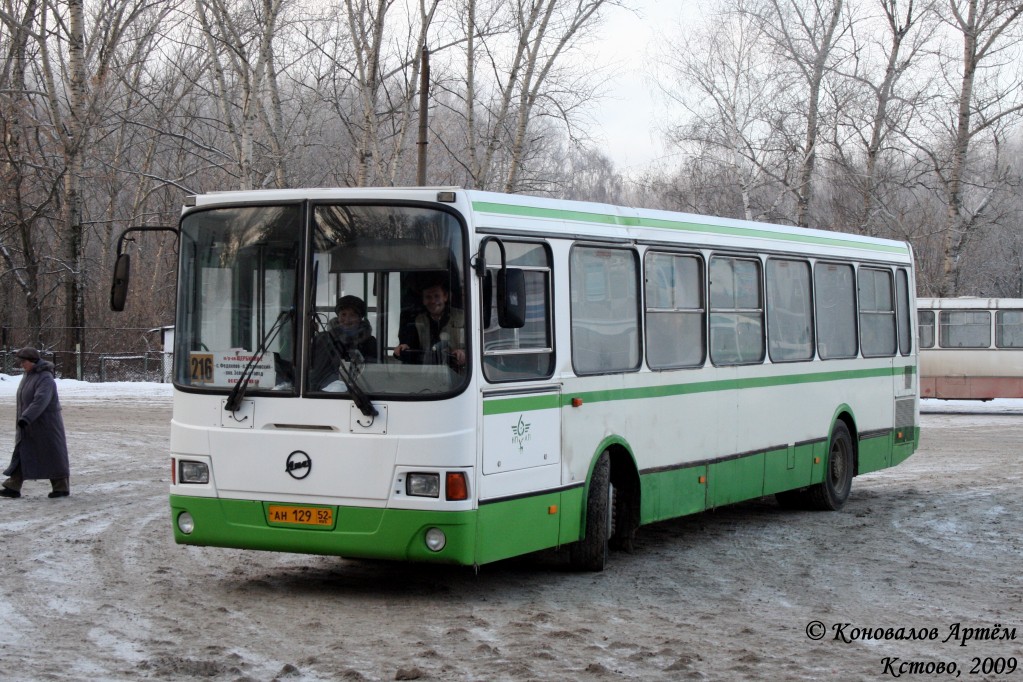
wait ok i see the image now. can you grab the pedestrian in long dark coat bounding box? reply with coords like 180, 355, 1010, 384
2, 347, 71, 499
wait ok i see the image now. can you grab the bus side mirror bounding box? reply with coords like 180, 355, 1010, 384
497, 268, 526, 329
109, 225, 178, 312
110, 253, 131, 312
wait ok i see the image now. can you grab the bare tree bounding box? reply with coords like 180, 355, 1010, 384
561, 146, 625, 204
442, 0, 614, 192
193, 0, 295, 189
0, 0, 169, 373
925, 0, 1023, 295
754, 0, 852, 227
657, 0, 793, 221
303, 0, 442, 186
63, 0, 88, 377
67, 0, 175, 375
835, 0, 940, 236
0, 0, 49, 343
348, 0, 393, 185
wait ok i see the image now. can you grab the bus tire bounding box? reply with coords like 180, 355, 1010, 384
570, 452, 610, 572
775, 421, 854, 511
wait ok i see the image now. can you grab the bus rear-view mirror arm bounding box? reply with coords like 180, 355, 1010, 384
474, 236, 526, 329
110, 225, 179, 312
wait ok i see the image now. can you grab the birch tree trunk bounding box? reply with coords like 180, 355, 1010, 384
757, 0, 847, 227
659, 1, 785, 221
195, 0, 292, 189
858, 0, 909, 232
503, 0, 615, 192
350, 0, 391, 186
0, 0, 45, 342
63, 0, 87, 378
936, 0, 1023, 295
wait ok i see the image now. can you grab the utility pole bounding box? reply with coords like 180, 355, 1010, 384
417, 46, 430, 186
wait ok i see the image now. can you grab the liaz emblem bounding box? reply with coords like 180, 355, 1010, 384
285, 450, 312, 479
510, 415, 531, 453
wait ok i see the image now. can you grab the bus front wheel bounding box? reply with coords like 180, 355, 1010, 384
570, 451, 611, 572
776, 421, 854, 511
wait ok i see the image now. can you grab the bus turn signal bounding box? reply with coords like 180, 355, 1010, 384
446, 472, 468, 501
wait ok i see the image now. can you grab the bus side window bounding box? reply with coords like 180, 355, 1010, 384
570, 246, 641, 374
896, 269, 912, 355
858, 267, 897, 357
709, 256, 764, 366
996, 310, 1023, 348
645, 252, 705, 369
766, 258, 813, 363
482, 241, 554, 382
815, 262, 857, 360
918, 310, 935, 349
939, 310, 990, 348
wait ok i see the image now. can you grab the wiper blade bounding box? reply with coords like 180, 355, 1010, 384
319, 327, 378, 418
224, 309, 293, 412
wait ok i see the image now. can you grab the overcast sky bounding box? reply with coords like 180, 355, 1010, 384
584, 1, 694, 174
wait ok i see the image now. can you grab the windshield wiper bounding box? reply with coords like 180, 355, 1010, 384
314, 318, 379, 418
307, 259, 376, 418
224, 308, 293, 412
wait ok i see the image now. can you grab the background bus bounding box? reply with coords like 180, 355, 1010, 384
918, 297, 1023, 400
112, 188, 919, 571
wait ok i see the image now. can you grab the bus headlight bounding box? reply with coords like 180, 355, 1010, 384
177, 512, 195, 535
179, 460, 209, 484
407, 473, 440, 497
425, 527, 446, 552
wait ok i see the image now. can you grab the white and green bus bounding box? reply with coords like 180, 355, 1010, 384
112, 188, 919, 570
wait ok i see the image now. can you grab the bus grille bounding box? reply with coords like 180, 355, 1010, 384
895, 398, 915, 429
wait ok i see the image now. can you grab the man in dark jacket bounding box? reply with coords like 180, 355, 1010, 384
2, 347, 71, 499
393, 278, 466, 369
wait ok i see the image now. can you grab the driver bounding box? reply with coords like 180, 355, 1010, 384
310, 295, 378, 390
393, 276, 466, 368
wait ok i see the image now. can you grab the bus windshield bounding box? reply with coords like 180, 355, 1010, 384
174, 201, 468, 398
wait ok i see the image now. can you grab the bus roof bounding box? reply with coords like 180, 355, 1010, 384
184, 187, 913, 263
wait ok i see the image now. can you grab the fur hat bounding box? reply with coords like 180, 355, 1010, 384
15, 347, 40, 362
336, 295, 367, 318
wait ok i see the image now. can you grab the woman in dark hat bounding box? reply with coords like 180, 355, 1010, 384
331, 295, 378, 361
308, 296, 378, 390
2, 347, 71, 499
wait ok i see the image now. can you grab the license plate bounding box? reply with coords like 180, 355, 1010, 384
267, 505, 334, 527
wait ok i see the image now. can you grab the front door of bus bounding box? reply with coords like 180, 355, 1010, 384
477, 387, 563, 564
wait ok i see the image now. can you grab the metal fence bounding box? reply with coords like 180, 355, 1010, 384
1, 349, 172, 383
98, 353, 173, 383
1, 326, 173, 382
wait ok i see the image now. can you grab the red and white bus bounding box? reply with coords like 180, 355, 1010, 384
918, 297, 1023, 400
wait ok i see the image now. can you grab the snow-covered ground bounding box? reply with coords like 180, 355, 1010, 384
920, 397, 1023, 413
0, 374, 172, 403
0, 375, 1020, 680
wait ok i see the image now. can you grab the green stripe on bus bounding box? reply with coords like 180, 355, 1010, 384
471, 201, 909, 254
483, 365, 915, 414
171, 495, 480, 565
480, 393, 562, 414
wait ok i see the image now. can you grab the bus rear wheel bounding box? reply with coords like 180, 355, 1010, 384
570, 451, 611, 572
776, 421, 854, 511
